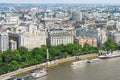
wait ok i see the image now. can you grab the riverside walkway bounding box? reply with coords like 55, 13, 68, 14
0, 54, 98, 80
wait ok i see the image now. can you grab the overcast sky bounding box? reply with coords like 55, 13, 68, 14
0, 0, 120, 4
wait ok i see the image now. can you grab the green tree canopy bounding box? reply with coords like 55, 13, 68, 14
18, 46, 28, 55
103, 38, 118, 50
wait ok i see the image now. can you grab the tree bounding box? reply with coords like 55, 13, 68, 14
32, 47, 40, 56
18, 46, 28, 55
0, 57, 2, 65
82, 43, 91, 54
8, 60, 20, 70
12, 50, 22, 61
49, 47, 61, 57
56, 44, 65, 52
66, 43, 82, 55
59, 52, 69, 58
103, 38, 118, 50
2, 50, 14, 62
0, 51, 2, 65
0, 43, 104, 74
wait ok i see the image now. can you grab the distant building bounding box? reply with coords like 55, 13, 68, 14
6, 16, 19, 25
72, 11, 82, 21
0, 32, 9, 52
75, 37, 97, 47
48, 30, 74, 46
113, 33, 120, 45
116, 21, 120, 31
107, 31, 120, 45
75, 27, 107, 45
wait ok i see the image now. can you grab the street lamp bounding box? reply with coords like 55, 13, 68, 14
46, 49, 49, 68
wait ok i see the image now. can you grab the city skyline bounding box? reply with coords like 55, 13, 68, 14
0, 0, 120, 4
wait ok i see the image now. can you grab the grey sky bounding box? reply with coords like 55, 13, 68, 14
0, 0, 120, 4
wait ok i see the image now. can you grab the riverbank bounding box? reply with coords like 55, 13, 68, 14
48, 53, 98, 67
0, 53, 98, 79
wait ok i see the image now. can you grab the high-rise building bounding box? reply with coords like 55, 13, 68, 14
0, 32, 9, 52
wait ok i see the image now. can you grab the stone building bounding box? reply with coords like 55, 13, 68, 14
48, 30, 74, 46
75, 37, 97, 47
0, 32, 9, 52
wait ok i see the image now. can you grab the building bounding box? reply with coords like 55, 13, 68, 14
107, 31, 120, 45
75, 27, 107, 45
72, 11, 82, 21
48, 30, 74, 46
116, 21, 120, 31
113, 33, 120, 45
75, 37, 97, 47
18, 31, 46, 49
7, 24, 47, 50
9, 39, 17, 50
8, 32, 19, 49
0, 32, 9, 52
6, 16, 20, 25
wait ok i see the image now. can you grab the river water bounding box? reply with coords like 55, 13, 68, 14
47, 57, 120, 80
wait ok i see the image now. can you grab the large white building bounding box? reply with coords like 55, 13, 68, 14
48, 30, 74, 46
18, 31, 46, 49
6, 16, 20, 25
0, 32, 9, 52
7, 24, 47, 50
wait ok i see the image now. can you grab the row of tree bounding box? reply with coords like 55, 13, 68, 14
0, 38, 118, 74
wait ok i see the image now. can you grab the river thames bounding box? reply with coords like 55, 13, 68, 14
47, 57, 120, 80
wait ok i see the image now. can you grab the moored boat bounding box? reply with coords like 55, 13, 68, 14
99, 51, 120, 59
30, 68, 48, 79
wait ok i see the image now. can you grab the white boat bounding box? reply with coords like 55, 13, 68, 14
99, 51, 120, 59
70, 60, 88, 67
30, 69, 47, 79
